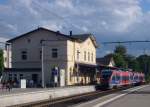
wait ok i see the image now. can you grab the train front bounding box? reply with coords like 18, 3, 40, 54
100, 70, 112, 89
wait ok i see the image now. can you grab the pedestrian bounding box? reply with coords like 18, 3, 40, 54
6, 81, 11, 92
29, 79, 34, 88
0, 82, 2, 91
2, 81, 6, 91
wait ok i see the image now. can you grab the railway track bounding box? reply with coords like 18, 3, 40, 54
9, 86, 133, 107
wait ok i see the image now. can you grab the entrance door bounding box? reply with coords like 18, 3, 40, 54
60, 69, 65, 87
32, 74, 38, 83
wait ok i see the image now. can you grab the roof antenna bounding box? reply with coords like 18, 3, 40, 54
38, 25, 41, 29
70, 31, 72, 36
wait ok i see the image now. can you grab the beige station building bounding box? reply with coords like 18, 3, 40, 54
3, 27, 98, 87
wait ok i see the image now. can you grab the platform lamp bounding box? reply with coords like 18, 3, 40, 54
76, 50, 80, 85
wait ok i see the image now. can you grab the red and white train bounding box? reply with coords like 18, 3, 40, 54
100, 69, 145, 89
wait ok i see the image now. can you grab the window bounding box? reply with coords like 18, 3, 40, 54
4, 57, 7, 62
88, 52, 90, 61
40, 50, 42, 59
27, 38, 31, 43
77, 50, 80, 60
9, 74, 12, 80
112, 76, 115, 81
52, 48, 58, 58
70, 67, 73, 82
84, 51, 86, 61
14, 74, 17, 81
91, 53, 93, 62
20, 74, 23, 79
21, 51, 27, 60
70, 72, 72, 82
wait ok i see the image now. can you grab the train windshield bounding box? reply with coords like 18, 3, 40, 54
101, 70, 112, 79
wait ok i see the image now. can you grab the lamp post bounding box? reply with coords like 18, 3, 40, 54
41, 44, 45, 88
41, 40, 66, 88
77, 51, 80, 85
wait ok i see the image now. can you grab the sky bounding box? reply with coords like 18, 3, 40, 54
0, 0, 150, 57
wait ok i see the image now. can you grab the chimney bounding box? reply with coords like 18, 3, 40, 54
57, 31, 60, 34
70, 31, 72, 36
56, 31, 60, 36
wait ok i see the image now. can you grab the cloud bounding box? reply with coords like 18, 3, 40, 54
0, 0, 150, 56
0, 37, 8, 42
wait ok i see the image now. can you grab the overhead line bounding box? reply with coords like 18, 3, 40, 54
102, 40, 150, 44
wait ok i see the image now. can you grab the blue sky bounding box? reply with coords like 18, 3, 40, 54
0, 0, 150, 56
140, 0, 150, 12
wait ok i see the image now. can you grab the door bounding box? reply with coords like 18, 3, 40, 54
32, 74, 38, 83
60, 69, 65, 87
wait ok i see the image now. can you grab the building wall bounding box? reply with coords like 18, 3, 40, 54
67, 37, 96, 85
11, 30, 68, 68
42, 41, 68, 86
3, 71, 41, 87
10, 29, 69, 86
108, 59, 115, 67
3, 49, 12, 68
8, 29, 97, 86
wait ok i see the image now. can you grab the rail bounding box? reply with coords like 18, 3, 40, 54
9, 86, 133, 107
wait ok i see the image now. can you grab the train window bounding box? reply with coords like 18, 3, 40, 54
112, 76, 115, 81
122, 76, 126, 81
126, 76, 129, 80
102, 74, 110, 79
116, 75, 120, 80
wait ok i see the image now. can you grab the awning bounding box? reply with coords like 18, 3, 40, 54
75, 63, 97, 68
4, 68, 41, 72
75, 63, 97, 73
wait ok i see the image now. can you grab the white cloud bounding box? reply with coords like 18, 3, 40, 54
55, 0, 73, 9
0, 0, 150, 56
0, 37, 8, 42
0, 0, 143, 35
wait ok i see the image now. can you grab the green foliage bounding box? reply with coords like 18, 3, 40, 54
125, 55, 141, 71
113, 53, 127, 68
104, 44, 150, 82
0, 49, 4, 76
114, 45, 127, 56
113, 45, 127, 68
136, 55, 150, 81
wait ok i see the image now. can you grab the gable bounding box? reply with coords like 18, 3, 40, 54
83, 37, 95, 49
7, 27, 74, 43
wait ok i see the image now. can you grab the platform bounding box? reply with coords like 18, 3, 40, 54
74, 85, 150, 107
0, 85, 95, 107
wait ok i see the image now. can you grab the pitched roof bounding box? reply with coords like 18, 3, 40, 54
72, 34, 91, 41
7, 27, 98, 48
72, 34, 98, 47
96, 55, 114, 66
7, 27, 75, 42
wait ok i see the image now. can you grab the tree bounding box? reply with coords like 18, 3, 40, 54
136, 55, 150, 81
136, 55, 148, 72
125, 54, 141, 71
114, 45, 127, 56
113, 45, 127, 68
104, 44, 150, 82
0, 49, 4, 76
113, 53, 127, 68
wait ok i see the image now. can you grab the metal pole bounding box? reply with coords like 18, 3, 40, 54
77, 51, 80, 85
41, 44, 45, 88
77, 62, 79, 84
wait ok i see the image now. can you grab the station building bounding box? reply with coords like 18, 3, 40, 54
3, 27, 98, 87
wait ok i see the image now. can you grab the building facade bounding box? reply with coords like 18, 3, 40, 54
3, 47, 12, 68
4, 27, 98, 87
